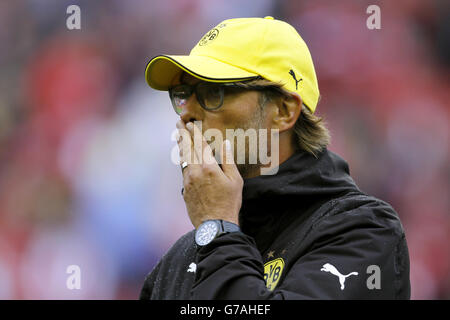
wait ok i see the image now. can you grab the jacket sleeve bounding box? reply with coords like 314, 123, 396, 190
139, 231, 198, 300
191, 203, 410, 299
139, 260, 161, 299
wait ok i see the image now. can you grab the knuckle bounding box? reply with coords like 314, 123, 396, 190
202, 165, 215, 176
186, 170, 199, 182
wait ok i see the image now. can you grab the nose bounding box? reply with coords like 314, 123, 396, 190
179, 93, 203, 124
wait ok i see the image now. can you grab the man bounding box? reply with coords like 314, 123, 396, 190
140, 17, 410, 299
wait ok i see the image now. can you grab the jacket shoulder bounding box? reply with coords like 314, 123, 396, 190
315, 192, 406, 235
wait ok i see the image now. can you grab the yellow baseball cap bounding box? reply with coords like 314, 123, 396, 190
145, 16, 320, 113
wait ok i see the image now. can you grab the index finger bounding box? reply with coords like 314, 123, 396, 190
187, 121, 219, 167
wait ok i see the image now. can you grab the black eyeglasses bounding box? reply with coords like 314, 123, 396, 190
168, 82, 244, 115
168, 80, 285, 115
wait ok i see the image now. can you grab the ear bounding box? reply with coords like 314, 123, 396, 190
271, 92, 302, 133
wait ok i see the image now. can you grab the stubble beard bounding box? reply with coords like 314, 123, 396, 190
233, 106, 268, 179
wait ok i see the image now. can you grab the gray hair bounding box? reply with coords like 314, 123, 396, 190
233, 78, 331, 158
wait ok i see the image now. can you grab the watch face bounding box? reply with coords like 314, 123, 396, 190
195, 221, 219, 246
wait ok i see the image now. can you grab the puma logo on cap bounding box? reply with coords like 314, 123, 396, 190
289, 69, 302, 90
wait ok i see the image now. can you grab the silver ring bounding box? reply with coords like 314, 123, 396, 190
181, 161, 188, 171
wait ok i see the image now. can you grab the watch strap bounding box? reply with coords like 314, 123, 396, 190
219, 220, 241, 234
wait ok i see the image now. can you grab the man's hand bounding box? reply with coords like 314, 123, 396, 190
176, 120, 243, 229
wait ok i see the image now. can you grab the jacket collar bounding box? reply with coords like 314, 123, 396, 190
239, 148, 360, 249
242, 148, 359, 202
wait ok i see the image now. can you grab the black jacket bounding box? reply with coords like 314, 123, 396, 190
140, 149, 410, 299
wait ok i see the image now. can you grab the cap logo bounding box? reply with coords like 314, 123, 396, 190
198, 28, 219, 46
289, 69, 303, 90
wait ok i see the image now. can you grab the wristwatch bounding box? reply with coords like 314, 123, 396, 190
195, 220, 241, 246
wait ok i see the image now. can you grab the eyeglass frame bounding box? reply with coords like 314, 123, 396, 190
168, 78, 287, 115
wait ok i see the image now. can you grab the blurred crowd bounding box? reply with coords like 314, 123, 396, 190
0, 0, 448, 299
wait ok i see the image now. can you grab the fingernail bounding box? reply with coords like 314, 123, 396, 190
186, 122, 193, 131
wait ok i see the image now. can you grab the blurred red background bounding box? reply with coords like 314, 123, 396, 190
0, 0, 448, 299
